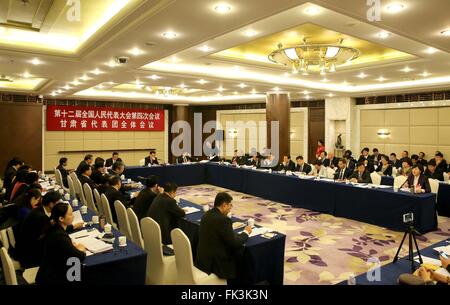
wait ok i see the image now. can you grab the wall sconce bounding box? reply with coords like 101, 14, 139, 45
377, 129, 391, 139
228, 128, 238, 138
290, 130, 295, 139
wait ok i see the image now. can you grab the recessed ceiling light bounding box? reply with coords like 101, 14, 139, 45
401, 66, 413, 73
23, 72, 31, 78
304, 6, 321, 15
342, 81, 349, 86
80, 75, 90, 81
273, 87, 280, 91
162, 31, 178, 39
302, 90, 310, 95
57, 89, 63, 94
198, 45, 213, 52
214, 3, 232, 14
376, 76, 387, 82
243, 29, 258, 37
441, 29, 450, 36
135, 80, 141, 86
51, 92, 57, 96
197, 79, 208, 85
72, 79, 81, 86
64, 85, 71, 90
149, 74, 160, 80
179, 83, 187, 88
321, 78, 329, 82
97, 84, 104, 89
238, 83, 247, 88
91, 68, 103, 75
327, 93, 335, 97
108, 82, 115, 85
283, 72, 290, 77
106, 60, 118, 68
424, 47, 438, 54
385, 2, 405, 13
30, 58, 42, 65
233, 91, 238, 95
217, 86, 225, 92
129, 47, 143, 56
377, 31, 391, 39
420, 71, 431, 77
251, 89, 257, 94
305, 95, 311, 100
356, 72, 368, 79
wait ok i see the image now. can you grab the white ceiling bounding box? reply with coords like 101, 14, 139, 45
1, 0, 450, 104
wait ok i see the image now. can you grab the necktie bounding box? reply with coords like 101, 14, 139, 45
340, 170, 344, 180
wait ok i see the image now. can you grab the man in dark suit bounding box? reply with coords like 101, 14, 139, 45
231, 150, 244, 165
76, 154, 94, 177
90, 158, 105, 185
56, 157, 71, 188
15, 191, 83, 268
350, 162, 372, 184
371, 148, 382, 168
247, 154, 261, 168
78, 163, 97, 191
334, 159, 352, 181
425, 159, 444, 181
400, 150, 412, 166
278, 155, 295, 171
105, 176, 128, 223
434, 151, 448, 173
105, 152, 122, 168
177, 152, 192, 164
418, 152, 428, 167
147, 182, 185, 245
132, 175, 162, 221
404, 164, 431, 193
3, 159, 22, 198
294, 156, 312, 174
358, 147, 375, 172
195, 192, 251, 281
144, 150, 159, 166
390, 153, 402, 169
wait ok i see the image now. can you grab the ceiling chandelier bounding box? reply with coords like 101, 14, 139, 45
268, 38, 360, 74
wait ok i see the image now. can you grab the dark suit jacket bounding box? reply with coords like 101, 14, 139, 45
436, 160, 448, 173
231, 156, 245, 165
147, 193, 185, 245
295, 163, 312, 174
278, 160, 295, 171
3, 166, 17, 194
90, 169, 104, 185
105, 158, 122, 168
132, 188, 157, 221
144, 156, 159, 166
79, 174, 97, 191
76, 161, 89, 177
36, 225, 86, 285
323, 158, 339, 168
334, 167, 352, 180
406, 174, 432, 193
424, 169, 444, 182
358, 156, 375, 172
379, 165, 393, 176
176, 155, 192, 164
247, 158, 260, 168
56, 165, 69, 188
350, 170, 372, 184
195, 208, 248, 280
105, 186, 128, 223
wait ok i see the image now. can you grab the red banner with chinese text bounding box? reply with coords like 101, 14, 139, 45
46, 105, 164, 131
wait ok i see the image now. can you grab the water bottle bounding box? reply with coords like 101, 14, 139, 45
347, 274, 356, 285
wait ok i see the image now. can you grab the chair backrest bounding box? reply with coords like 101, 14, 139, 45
326, 167, 335, 178
93, 188, 102, 214
6, 227, 16, 249
114, 200, 132, 240
54, 168, 63, 187
429, 178, 440, 195
0, 229, 9, 250
67, 175, 76, 199
100, 194, 114, 226
141, 217, 165, 284
392, 167, 398, 177
0, 247, 18, 285
370, 172, 382, 185
83, 183, 98, 214
139, 158, 145, 166
171, 228, 196, 285
74, 178, 87, 204
127, 208, 144, 249
444, 172, 449, 182
394, 175, 408, 188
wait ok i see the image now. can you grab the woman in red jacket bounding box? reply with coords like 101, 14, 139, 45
315, 140, 325, 160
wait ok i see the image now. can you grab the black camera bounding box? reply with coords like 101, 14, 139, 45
403, 212, 414, 224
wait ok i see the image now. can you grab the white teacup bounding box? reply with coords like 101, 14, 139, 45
118, 236, 127, 247
72, 199, 79, 207
203, 205, 209, 212
64, 193, 71, 200
248, 218, 255, 228
393, 186, 399, 193
92, 216, 99, 224
58, 189, 64, 195
80, 205, 88, 214
120, 175, 125, 180
127, 178, 132, 183
104, 224, 112, 233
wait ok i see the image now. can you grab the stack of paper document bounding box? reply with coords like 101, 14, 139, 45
371, 184, 391, 189
72, 210, 84, 224
232, 222, 246, 230
413, 255, 441, 266
75, 236, 113, 254
69, 229, 101, 240
243, 227, 273, 237
298, 175, 315, 179
353, 184, 370, 188
199, 160, 210, 163
434, 245, 450, 256
321, 178, 335, 182
182, 207, 201, 214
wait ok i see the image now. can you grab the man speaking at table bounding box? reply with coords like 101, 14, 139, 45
195, 192, 252, 283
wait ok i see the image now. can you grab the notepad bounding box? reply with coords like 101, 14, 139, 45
75, 236, 113, 254
70, 229, 100, 240
232, 222, 246, 230
414, 255, 441, 266
182, 207, 201, 214
243, 227, 272, 237
434, 245, 450, 256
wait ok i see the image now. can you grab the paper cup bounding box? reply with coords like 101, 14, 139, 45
248, 218, 255, 228
120, 175, 125, 180
127, 178, 132, 183
118, 236, 127, 247
203, 205, 209, 212
393, 187, 399, 192
80, 205, 88, 214
104, 224, 112, 233
92, 216, 99, 224
64, 193, 71, 200
72, 199, 79, 207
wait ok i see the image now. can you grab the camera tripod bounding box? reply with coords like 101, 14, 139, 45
393, 224, 423, 273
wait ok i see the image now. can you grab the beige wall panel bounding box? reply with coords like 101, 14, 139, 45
385, 127, 410, 144
439, 108, 450, 125
45, 131, 65, 141
45, 141, 65, 154
101, 140, 118, 151
118, 141, 134, 150
118, 132, 135, 140
291, 126, 304, 141
134, 140, 148, 149
361, 110, 385, 127
84, 140, 101, 151
65, 131, 84, 140
101, 132, 118, 140
385, 109, 410, 126
410, 108, 438, 126
409, 145, 438, 159
64, 140, 84, 151
360, 127, 381, 143
83, 132, 102, 140
410, 127, 438, 145
438, 127, 450, 145
437, 146, 450, 158
385, 144, 410, 156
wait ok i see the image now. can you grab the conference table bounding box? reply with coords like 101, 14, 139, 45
125, 163, 438, 233
178, 199, 286, 285
71, 203, 147, 285
381, 175, 450, 217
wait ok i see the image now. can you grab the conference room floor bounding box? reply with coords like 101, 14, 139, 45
177, 184, 450, 285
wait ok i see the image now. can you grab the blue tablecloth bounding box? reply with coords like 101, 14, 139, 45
124, 163, 438, 233
73, 205, 147, 285
381, 175, 450, 217
178, 199, 286, 285
337, 238, 450, 285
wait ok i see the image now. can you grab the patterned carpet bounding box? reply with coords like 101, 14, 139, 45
177, 184, 450, 285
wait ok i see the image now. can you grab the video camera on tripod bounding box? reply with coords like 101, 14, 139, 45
393, 212, 423, 272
